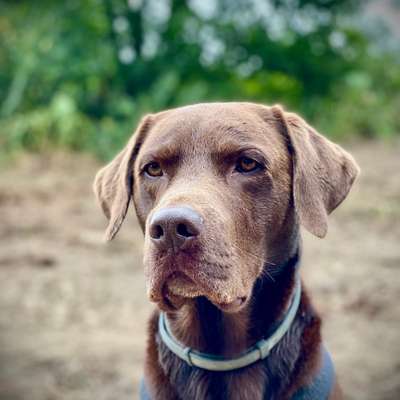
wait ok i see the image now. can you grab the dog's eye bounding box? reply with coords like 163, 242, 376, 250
144, 162, 163, 177
235, 157, 262, 173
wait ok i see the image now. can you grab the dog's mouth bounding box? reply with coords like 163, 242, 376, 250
165, 271, 204, 299
159, 271, 248, 313
161, 271, 202, 310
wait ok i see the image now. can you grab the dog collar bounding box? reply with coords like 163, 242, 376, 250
158, 277, 301, 372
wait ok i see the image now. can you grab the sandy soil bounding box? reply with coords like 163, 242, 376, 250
0, 141, 399, 400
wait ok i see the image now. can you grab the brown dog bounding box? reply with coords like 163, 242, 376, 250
94, 103, 359, 400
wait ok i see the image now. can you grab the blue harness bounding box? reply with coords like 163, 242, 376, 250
139, 346, 335, 400
291, 346, 335, 400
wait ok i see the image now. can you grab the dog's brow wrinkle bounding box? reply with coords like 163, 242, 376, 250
220, 124, 251, 138
141, 145, 180, 164
212, 142, 266, 162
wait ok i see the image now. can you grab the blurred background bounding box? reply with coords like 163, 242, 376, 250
0, 1, 399, 399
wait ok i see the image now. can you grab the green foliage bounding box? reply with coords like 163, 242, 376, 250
316, 63, 400, 140
0, 0, 399, 160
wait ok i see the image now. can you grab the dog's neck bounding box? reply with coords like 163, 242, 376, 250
156, 226, 321, 399
166, 236, 301, 358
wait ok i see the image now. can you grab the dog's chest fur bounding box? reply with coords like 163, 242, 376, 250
158, 346, 266, 400
149, 285, 321, 400
155, 315, 316, 400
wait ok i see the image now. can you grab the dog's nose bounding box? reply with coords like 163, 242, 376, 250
149, 206, 202, 251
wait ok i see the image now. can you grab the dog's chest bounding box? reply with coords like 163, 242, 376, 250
224, 365, 267, 400
162, 358, 268, 400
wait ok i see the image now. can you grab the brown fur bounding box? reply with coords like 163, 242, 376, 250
93, 102, 359, 399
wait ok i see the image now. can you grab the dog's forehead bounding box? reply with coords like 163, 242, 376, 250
140, 103, 284, 158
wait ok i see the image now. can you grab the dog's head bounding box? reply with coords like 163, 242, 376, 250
94, 103, 359, 312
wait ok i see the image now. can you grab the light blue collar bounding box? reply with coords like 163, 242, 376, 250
158, 277, 301, 372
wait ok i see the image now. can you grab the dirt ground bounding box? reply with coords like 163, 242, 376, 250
0, 140, 399, 400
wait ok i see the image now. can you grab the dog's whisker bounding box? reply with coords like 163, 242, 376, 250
264, 260, 277, 266
260, 267, 276, 283
230, 243, 264, 263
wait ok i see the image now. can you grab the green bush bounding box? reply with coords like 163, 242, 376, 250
0, 0, 399, 161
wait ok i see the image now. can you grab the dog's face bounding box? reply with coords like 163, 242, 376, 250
133, 104, 292, 312
94, 103, 359, 312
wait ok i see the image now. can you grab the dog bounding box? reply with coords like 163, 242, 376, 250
94, 102, 359, 400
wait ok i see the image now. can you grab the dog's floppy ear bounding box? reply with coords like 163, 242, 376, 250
272, 105, 360, 238
93, 115, 153, 241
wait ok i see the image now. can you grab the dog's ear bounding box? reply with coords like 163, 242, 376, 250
93, 115, 153, 241
272, 105, 360, 238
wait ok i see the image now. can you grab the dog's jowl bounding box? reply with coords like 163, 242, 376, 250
94, 102, 359, 400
